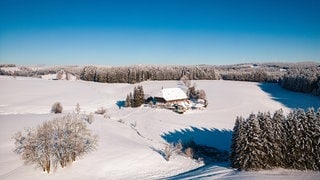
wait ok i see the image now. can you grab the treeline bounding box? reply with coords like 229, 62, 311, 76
2, 63, 320, 96
0, 65, 82, 78
80, 65, 220, 83
230, 108, 320, 171
280, 67, 320, 96
79, 63, 319, 85
79, 64, 284, 84
0, 64, 16, 67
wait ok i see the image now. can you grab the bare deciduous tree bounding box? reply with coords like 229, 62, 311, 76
75, 103, 81, 114
13, 113, 98, 173
181, 75, 191, 88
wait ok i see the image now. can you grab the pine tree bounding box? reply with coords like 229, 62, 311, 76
257, 112, 274, 169
133, 85, 144, 107
137, 85, 144, 106
129, 92, 134, 107
133, 86, 138, 107
284, 110, 299, 169
271, 109, 285, 167
315, 108, 320, 170
303, 108, 317, 170
239, 114, 265, 170
125, 94, 132, 107
290, 109, 307, 170
230, 116, 244, 168
232, 108, 320, 171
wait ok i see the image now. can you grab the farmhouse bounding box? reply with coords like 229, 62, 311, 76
153, 88, 188, 104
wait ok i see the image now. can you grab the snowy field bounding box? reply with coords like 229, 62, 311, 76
1, 75, 320, 179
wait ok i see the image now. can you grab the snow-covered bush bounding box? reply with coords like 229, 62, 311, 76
83, 113, 95, 124
164, 143, 174, 161
56, 70, 63, 80
163, 142, 184, 161
95, 107, 107, 115
184, 147, 194, 159
51, 102, 63, 114
13, 113, 98, 173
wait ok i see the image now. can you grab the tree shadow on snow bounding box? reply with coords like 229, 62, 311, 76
161, 127, 232, 152
160, 127, 232, 165
116, 100, 125, 109
164, 162, 235, 180
258, 83, 320, 110
160, 127, 233, 179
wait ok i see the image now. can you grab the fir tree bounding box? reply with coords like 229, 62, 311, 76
315, 108, 320, 170
271, 109, 285, 167
257, 112, 274, 169
239, 114, 265, 170
133, 85, 144, 107
232, 108, 320, 171
294, 109, 309, 170
125, 93, 132, 107
230, 116, 244, 168
284, 110, 300, 169
303, 108, 318, 170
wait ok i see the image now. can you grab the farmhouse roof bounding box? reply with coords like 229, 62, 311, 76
155, 88, 187, 102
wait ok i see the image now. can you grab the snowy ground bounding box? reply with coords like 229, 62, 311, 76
0, 75, 319, 179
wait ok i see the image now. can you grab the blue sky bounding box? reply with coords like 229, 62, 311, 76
0, 0, 319, 65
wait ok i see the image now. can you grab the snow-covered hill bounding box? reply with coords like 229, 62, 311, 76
0, 75, 319, 179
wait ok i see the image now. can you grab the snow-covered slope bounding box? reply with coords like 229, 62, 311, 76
0, 75, 319, 179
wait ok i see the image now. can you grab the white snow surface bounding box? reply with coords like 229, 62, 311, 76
1, 75, 319, 179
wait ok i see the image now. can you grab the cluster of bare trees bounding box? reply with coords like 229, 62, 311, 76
231, 108, 320, 171
13, 114, 98, 173
181, 75, 208, 106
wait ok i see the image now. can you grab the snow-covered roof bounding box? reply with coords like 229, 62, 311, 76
155, 88, 187, 102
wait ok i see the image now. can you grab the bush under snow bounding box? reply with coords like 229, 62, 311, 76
51, 102, 63, 114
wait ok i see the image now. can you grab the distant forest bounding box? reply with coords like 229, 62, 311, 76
1, 62, 320, 96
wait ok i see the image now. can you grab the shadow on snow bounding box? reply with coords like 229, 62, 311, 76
161, 127, 234, 179
161, 127, 232, 152
258, 83, 320, 110
164, 163, 236, 180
